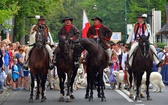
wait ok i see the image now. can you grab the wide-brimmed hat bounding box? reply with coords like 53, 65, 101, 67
38, 16, 45, 20
136, 13, 147, 18
62, 17, 73, 23
91, 16, 102, 22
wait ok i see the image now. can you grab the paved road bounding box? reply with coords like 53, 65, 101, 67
1, 86, 168, 105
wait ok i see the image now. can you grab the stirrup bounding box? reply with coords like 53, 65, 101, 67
74, 61, 80, 67
108, 61, 113, 66
49, 63, 55, 70
156, 60, 164, 67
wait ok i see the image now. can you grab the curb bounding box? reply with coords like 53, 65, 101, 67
0, 90, 12, 105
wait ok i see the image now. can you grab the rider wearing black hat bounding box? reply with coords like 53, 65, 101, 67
87, 16, 113, 65
53, 17, 80, 67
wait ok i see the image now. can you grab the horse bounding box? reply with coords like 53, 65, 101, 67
55, 35, 80, 102
28, 25, 49, 103
75, 38, 108, 101
129, 34, 153, 101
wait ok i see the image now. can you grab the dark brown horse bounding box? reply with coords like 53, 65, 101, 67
28, 25, 49, 103
129, 34, 153, 101
75, 38, 108, 101
55, 35, 79, 102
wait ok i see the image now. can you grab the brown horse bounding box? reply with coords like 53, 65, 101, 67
28, 25, 49, 103
55, 35, 79, 102
129, 34, 153, 101
75, 38, 108, 102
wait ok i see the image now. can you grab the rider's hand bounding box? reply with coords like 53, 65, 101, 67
131, 41, 135, 45
70, 37, 74, 40
93, 35, 98, 39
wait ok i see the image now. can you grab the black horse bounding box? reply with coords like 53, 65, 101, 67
129, 34, 153, 101
28, 25, 49, 103
54, 35, 80, 102
74, 38, 108, 101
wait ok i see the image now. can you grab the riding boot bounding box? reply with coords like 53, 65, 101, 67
49, 61, 55, 70
53, 46, 60, 64
74, 56, 80, 67
150, 45, 163, 67
105, 48, 112, 66
23, 47, 33, 70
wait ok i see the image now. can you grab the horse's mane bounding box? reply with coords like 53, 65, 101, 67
79, 38, 102, 54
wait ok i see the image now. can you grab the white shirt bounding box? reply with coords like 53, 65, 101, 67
126, 22, 152, 44
121, 52, 128, 70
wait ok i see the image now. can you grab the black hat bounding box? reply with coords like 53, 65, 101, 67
62, 17, 73, 23
136, 13, 147, 18
38, 16, 45, 20
91, 16, 102, 22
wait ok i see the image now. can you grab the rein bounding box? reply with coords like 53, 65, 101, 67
85, 39, 99, 59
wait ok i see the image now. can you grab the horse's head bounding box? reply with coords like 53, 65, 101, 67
73, 39, 84, 57
58, 35, 70, 54
139, 33, 150, 58
35, 25, 46, 49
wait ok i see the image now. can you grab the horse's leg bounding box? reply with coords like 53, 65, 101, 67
58, 72, 65, 102
97, 73, 101, 98
89, 74, 94, 101
29, 73, 34, 103
41, 74, 47, 102
128, 69, 134, 99
135, 72, 142, 101
146, 71, 152, 100
35, 74, 40, 100
66, 73, 71, 102
70, 67, 78, 99
99, 72, 106, 102
85, 74, 90, 99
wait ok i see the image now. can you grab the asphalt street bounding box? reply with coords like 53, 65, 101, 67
0, 85, 168, 105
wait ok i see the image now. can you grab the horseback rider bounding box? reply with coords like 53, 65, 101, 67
87, 16, 113, 65
24, 16, 54, 70
53, 17, 80, 67
126, 13, 163, 68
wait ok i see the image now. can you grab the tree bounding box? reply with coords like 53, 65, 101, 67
0, 0, 19, 28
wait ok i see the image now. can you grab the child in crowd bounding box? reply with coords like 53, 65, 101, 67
0, 68, 7, 93
109, 52, 119, 90
12, 59, 19, 90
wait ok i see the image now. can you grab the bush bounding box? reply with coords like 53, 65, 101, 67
155, 42, 167, 49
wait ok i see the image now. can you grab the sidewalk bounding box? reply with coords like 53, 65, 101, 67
0, 89, 12, 105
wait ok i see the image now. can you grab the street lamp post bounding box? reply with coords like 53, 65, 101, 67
93, 4, 104, 22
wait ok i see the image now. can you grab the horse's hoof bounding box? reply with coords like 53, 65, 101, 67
28, 98, 33, 103
89, 96, 94, 101
140, 94, 145, 98
98, 94, 102, 98
135, 96, 140, 101
35, 96, 40, 100
129, 94, 134, 99
41, 97, 46, 102
85, 94, 89, 99
70, 94, 75, 99
59, 97, 64, 102
147, 96, 152, 101
101, 96, 106, 102
66, 96, 71, 102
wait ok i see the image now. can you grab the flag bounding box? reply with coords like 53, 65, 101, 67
82, 10, 90, 38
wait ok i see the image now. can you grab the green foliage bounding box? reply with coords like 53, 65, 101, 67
0, 0, 19, 28
127, 0, 167, 24
156, 42, 167, 48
